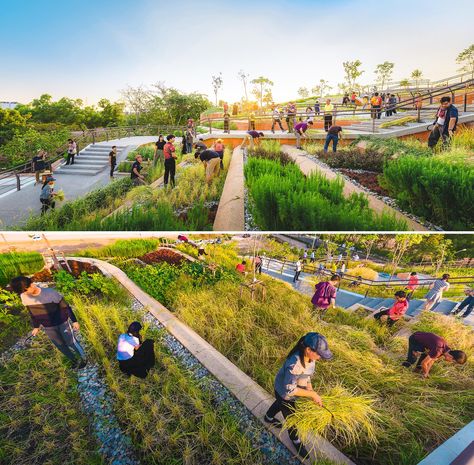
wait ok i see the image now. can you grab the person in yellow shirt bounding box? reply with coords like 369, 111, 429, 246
249, 112, 256, 131
323, 99, 334, 132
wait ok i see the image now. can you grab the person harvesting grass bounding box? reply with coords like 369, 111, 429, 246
264, 332, 333, 459
9, 276, 87, 369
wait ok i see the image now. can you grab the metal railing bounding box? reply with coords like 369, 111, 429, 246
0, 124, 184, 193
260, 256, 474, 298
200, 78, 474, 134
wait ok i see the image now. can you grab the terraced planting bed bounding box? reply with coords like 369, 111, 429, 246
303, 129, 474, 231
243, 141, 408, 231
97, 240, 473, 465
17, 146, 233, 231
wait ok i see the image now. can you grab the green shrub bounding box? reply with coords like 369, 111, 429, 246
313, 149, 387, 172
380, 155, 474, 229
0, 252, 45, 286
245, 157, 407, 231
126, 145, 155, 161
249, 140, 295, 165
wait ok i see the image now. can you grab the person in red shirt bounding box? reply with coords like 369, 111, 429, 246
373, 291, 408, 327
235, 260, 247, 274
405, 272, 419, 299
163, 135, 177, 188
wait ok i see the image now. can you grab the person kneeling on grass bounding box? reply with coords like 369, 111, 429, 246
402, 331, 467, 378
198, 149, 221, 183
373, 290, 408, 327
10, 276, 87, 369
264, 332, 333, 459
117, 322, 155, 379
311, 274, 340, 317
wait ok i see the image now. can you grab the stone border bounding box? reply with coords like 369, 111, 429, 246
213, 146, 245, 231
281, 145, 427, 231
69, 256, 355, 465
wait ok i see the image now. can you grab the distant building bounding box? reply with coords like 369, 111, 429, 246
0, 101, 19, 110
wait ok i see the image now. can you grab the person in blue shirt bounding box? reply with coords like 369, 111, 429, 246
428, 96, 458, 149
264, 332, 333, 459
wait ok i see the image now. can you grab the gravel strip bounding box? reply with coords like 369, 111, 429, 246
303, 151, 443, 231
131, 298, 301, 465
242, 149, 260, 231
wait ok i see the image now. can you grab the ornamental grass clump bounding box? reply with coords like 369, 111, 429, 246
284, 385, 380, 447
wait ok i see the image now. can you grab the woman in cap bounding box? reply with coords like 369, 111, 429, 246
264, 332, 333, 458
117, 322, 155, 378
40, 176, 57, 214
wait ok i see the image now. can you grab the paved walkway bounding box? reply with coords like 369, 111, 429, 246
0, 136, 159, 228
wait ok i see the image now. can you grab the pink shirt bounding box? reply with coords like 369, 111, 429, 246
387, 300, 408, 320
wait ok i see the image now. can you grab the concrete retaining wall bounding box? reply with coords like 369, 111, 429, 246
69, 256, 355, 465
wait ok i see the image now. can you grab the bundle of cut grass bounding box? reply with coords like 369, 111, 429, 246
54, 189, 65, 202
284, 384, 380, 447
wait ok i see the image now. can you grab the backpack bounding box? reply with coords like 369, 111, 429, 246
311, 282, 333, 308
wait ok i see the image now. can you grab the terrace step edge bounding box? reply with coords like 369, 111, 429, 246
67, 256, 356, 465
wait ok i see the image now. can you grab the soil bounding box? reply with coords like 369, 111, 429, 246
339, 169, 390, 197
66, 260, 102, 277
139, 249, 188, 266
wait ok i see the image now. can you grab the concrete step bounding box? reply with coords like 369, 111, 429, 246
77, 155, 110, 162
73, 159, 107, 166
431, 300, 458, 315
363, 298, 385, 309
356, 297, 376, 307
335, 292, 364, 308
373, 298, 395, 310
406, 300, 425, 317
56, 168, 100, 176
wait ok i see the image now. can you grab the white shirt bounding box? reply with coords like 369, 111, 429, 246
296, 260, 302, 271
117, 333, 140, 360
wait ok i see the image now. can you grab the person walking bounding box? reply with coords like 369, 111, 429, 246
452, 289, 474, 319
241, 130, 264, 151
342, 93, 350, 106
32, 150, 46, 185
293, 259, 303, 282
212, 138, 225, 169
271, 107, 285, 133
323, 99, 334, 132
373, 291, 408, 327
310, 251, 315, 263
163, 135, 177, 188
264, 332, 333, 459
131, 154, 146, 186
65, 139, 77, 165
286, 102, 297, 133
198, 149, 221, 183
311, 274, 340, 317
254, 255, 263, 275
314, 99, 320, 116
428, 96, 459, 149
405, 272, 419, 299
10, 276, 87, 369
39, 176, 57, 214
154, 135, 166, 166
370, 93, 382, 119
109, 145, 117, 178
323, 125, 343, 153
223, 112, 231, 134
402, 331, 467, 377
294, 120, 313, 150
117, 322, 155, 379
422, 274, 450, 311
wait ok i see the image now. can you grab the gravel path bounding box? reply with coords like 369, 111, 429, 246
130, 298, 301, 465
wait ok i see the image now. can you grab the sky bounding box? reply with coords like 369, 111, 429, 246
1, 0, 473, 106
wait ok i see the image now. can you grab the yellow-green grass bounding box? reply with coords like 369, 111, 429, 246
69, 290, 265, 465
0, 333, 102, 465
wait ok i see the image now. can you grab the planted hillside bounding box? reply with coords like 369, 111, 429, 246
244, 157, 407, 230
381, 155, 474, 229
0, 251, 44, 286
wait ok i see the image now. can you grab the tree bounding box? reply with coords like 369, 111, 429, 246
357, 234, 379, 261
0, 108, 29, 145
251, 76, 274, 108
238, 70, 249, 101
389, 235, 424, 279
374, 62, 395, 91
211, 73, 223, 106
411, 69, 423, 89
399, 78, 410, 91
456, 44, 474, 78
120, 85, 153, 125
297, 87, 309, 99
263, 89, 274, 107
311, 79, 332, 99
342, 60, 364, 90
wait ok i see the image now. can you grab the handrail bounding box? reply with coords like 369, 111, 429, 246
261, 256, 474, 289
0, 124, 185, 191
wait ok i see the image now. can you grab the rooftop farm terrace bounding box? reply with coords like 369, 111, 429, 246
14, 144, 233, 231
1, 238, 473, 465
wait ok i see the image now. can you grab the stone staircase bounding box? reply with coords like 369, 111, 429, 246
56, 144, 126, 176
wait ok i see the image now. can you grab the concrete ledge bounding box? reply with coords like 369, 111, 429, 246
69, 256, 355, 465
213, 146, 245, 231
281, 145, 428, 231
